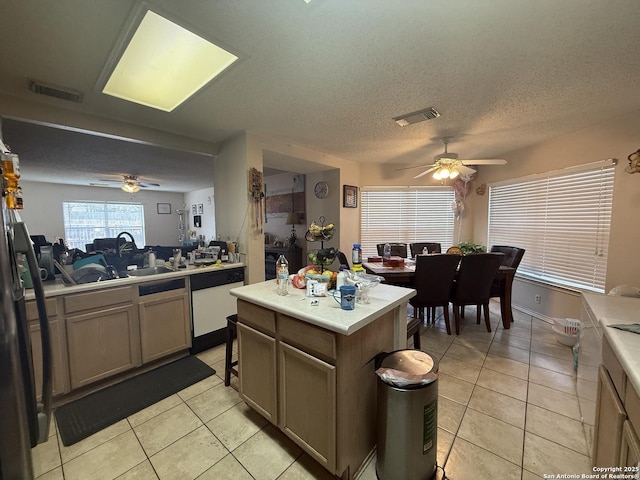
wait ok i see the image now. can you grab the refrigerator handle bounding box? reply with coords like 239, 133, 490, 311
14, 222, 52, 443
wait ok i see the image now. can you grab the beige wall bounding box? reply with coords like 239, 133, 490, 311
18, 180, 186, 247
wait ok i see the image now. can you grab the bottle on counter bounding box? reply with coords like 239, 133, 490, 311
352, 243, 362, 266
276, 254, 289, 295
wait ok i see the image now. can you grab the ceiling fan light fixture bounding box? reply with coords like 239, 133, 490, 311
121, 181, 140, 193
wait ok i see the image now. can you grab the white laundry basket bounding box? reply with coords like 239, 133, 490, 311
552, 318, 580, 347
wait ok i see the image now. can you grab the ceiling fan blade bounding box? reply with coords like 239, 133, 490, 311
461, 159, 507, 165
97, 178, 121, 183
414, 166, 439, 178
456, 165, 477, 175
396, 163, 436, 172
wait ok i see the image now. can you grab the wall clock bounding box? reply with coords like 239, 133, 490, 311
314, 181, 329, 199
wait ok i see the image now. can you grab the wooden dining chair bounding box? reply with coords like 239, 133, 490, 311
409, 242, 442, 257
489, 245, 525, 323
449, 253, 504, 335
376, 243, 408, 258
409, 253, 461, 336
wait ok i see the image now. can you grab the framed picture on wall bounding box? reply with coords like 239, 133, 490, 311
343, 185, 358, 208
157, 203, 171, 214
192, 204, 197, 215
198, 204, 204, 214
193, 215, 202, 228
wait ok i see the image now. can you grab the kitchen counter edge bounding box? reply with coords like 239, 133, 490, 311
230, 279, 416, 336
26, 262, 246, 300
583, 292, 640, 395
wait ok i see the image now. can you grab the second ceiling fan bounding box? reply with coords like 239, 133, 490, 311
399, 137, 506, 179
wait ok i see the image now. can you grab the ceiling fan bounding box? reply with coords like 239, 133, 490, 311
92, 175, 160, 193
398, 137, 507, 180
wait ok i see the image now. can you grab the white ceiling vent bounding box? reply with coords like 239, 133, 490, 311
393, 106, 440, 127
29, 80, 84, 103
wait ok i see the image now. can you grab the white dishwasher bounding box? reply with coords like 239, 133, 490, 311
190, 267, 244, 354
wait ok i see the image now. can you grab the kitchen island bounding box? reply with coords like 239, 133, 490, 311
230, 280, 415, 479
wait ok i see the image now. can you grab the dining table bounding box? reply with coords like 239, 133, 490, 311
362, 260, 516, 329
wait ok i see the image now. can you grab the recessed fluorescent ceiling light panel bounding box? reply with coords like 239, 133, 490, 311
103, 10, 238, 112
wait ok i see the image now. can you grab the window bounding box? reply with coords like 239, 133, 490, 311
360, 187, 455, 258
63, 201, 145, 250
488, 160, 615, 293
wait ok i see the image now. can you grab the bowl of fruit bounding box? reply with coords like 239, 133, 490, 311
307, 247, 337, 267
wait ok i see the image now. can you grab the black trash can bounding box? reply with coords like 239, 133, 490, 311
375, 349, 438, 480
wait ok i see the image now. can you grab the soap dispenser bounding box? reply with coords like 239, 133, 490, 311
146, 249, 156, 268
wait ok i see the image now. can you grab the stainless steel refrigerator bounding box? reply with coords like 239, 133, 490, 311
0, 159, 52, 478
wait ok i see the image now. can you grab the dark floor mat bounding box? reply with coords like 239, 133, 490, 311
55, 356, 215, 446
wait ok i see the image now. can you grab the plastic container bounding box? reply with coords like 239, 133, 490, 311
352, 243, 362, 265
276, 254, 289, 295
552, 318, 580, 346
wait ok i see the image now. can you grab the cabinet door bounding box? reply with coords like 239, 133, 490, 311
66, 304, 140, 389
593, 365, 626, 467
279, 341, 336, 473
620, 420, 640, 468
238, 323, 277, 424
27, 298, 70, 399
138, 291, 191, 363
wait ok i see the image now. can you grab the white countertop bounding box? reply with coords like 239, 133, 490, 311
583, 292, 640, 393
230, 280, 416, 336
26, 262, 245, 300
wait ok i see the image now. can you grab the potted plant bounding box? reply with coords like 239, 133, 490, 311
457, 241, 486, 255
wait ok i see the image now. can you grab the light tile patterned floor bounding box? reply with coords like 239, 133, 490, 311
32, 302, 595, 479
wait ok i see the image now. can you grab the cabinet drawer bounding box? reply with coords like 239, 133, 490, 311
626, 383, 640, 434
64, 286, 135, 314
279, 314, 337, 363
26, 298, 57, 320
237, 300, 276, 335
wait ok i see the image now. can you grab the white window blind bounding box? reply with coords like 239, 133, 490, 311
63, 201, 146, 250
360, 187, 455, 258
488, 160, 615, 293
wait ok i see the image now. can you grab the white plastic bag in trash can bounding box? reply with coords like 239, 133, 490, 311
375, 350, 438, 388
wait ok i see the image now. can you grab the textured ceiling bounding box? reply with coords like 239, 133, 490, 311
0, 0, 639, 191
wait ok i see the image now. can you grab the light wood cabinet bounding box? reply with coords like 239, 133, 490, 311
138, 289, 191, 364
593, 364, 626, 467
279, 341, 336, 470
64, 287, 140, 389
237, 299, 394, 479
26, 298, 70, 398
592, 333, 640, 469
237, 322, 277, 423
620, 421, 640, 467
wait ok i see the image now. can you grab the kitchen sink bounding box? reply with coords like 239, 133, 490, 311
126, 266, 174, 276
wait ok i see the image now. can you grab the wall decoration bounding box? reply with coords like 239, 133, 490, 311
265, 173, 306, 219
198, 203, 203, 214
343, 185, 358, 208
157, 203, 171, 214
191, 204, 197, 215
193, 215, 202, 228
